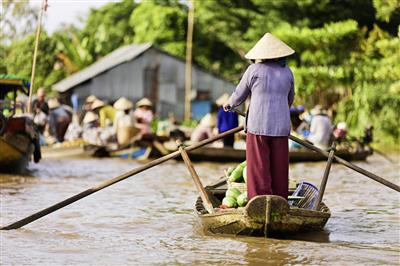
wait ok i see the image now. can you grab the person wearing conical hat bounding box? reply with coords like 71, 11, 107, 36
91, 99, 116, 128
216, 93, 238, 147
79, 95, 98, 124
222, 33, 295, 201
82, 112, 105, 146
83, 112, 99, 125
113, 97, 140, 146
86, 95, 97, 104
133, 98, 154, 136
114, 97, 133, 111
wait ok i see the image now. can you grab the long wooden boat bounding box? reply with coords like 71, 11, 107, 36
41, 141, 107, 159
0, 76, 40, 173
195, 179, 330, 237
187, 146, 372, 163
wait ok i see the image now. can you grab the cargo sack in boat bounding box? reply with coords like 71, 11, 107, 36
289, 181, 319, 209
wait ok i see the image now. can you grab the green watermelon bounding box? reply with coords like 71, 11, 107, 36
226, 166, 235, 175
242, 166, 247, 183
237, 192, 248, 207
225, 188, 241, 199
229, 168, 243, 182
222, 196, 237, 208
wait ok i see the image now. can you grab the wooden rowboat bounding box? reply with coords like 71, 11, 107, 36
188, 146, 372, 163
195, 179, 330, 237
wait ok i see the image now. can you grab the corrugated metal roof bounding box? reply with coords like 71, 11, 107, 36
53, 43, 153, 92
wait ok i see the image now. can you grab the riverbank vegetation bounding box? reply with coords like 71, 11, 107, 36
1, 0, 399, 146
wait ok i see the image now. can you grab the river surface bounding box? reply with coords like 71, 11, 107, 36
1, 154, 399, 265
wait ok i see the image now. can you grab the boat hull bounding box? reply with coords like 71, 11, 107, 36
0, 137, 32, 173
195, 181, 330, 237
188, 146, 372, 163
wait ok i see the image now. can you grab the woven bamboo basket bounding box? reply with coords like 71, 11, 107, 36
227, 180, 247, 193
224, 169, 247, 193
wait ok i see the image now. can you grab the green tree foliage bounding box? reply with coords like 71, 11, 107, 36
80, 0, 137, 59
3, 32, 62, 90
373, 0, 400, 22
130, 0, 187, 57
52, 26, 93, 74
0, 45, 8, 73
336, 26, 400, 145
275, 20, 361, 103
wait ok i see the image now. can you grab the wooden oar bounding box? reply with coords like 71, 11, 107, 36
373, 148, 396, 164
1, 125, 244, 230
314, 142, 336, 210
289, 134, 400, 192
178, 143, 215, 213
233, 109, 400, 192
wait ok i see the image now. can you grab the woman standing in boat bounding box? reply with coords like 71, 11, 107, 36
223, 33, 295, 200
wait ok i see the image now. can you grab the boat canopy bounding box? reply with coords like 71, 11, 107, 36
0, 74, 30, 99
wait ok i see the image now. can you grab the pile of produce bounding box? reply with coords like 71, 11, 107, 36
227, 161, 247, 183
221, 188, 248, 208
220, 161, 248, 208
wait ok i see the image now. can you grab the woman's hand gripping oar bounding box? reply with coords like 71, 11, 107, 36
233, 109, 400, 193
1, 125, 243, 230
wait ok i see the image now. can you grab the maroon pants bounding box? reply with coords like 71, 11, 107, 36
246, 133, 289, 200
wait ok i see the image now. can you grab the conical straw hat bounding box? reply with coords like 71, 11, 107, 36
114, 97, 133, 110
136, 98, 153, 108
48, 98, 60, 109
245, 33, 295, 60
83, 112, 99, 124
91, 99, 105, 110
215, 93, 230, 107
86, 95, 98, 103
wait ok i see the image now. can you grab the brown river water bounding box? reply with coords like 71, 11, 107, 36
1, 154, 399, 265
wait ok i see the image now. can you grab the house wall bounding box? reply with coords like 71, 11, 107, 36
67, 48, 236, 120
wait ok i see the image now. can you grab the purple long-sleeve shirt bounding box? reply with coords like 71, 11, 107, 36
228, 61, 295, 136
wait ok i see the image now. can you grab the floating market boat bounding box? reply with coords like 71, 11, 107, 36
195, 179, 330, 237
187, 146, 372, 163
105, 144, 372, 163
40, 140, 98, 159
0, 75, 41, 173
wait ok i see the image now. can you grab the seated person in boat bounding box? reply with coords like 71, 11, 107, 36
290, 105, 305, 131
361, 125, 373, 147
63, 114, 83, 142
91, 99, 117, 128
48, 98, 72, 143
191, 112, 217, 143
113, 97, 140, 146
223, 33, 295, 200
216, 93, 238, 148
307, 105, 333, 149
133, 98, 154, 140
15, 94, 28, 115
79, 95, 97, 124
332, 122, 349, 148
296, 109, 312, 137
289, 105, 307, 150
82, 112, 113, 146
32, 87, 49, 134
